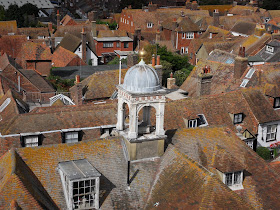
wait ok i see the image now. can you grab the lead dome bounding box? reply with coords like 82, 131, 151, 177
122, 60, 161, 93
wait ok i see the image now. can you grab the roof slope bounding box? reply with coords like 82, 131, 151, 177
52, 46, 86, 67
230, 21, 256, 36
17, 28, 49, 39
16, 41, 52, 61
171, 127, 280, 209
57, 33, 81, 52
0, 149, 58, 209
0, 20, 17, 35
0, 35, 27, 58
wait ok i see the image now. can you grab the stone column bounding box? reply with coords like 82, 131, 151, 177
116, 98, 125, 130
155, 102, 165, 136
128, 104, 138, 139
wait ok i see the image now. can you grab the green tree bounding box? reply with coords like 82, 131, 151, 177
262, 0, 280, 10
0, 5, 5, 21
256, 147, 271, 160
21, 3, 39, 17
174, 67, 193, 86
6, 4, 23, 27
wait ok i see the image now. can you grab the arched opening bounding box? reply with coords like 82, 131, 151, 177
137, 105, 156, 137
123, 102, 130, 130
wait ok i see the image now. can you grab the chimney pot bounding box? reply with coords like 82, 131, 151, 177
152, 54, 155, 66
76, 75, 80, 83
156, 55, 160, 65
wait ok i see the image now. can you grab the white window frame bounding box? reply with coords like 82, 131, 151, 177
274, 97, 280, 108
224, 171, 243, 190
147, 22, 153, 28
131, 21, 133, 26
124, 42, 129, 48
65, 131, 79, 143
245, 140, 254, 149
267, 124, 277, 142
181, 47, 185, 54
182, 32, 194, 39
24, 136, 39, 147
185, 47, 188, 54
266, 45, 274, 53
116, 42, 120, 48
188, 119, 197, 128
103, 42, 114, 48
233, 113, 243, 124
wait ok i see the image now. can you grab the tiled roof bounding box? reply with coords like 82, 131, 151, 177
161, 16, 200, 32
52, 46, 86, 67
268, 10, 280, 19
73, 68, 128, 100
171, 127, 280, 209
230, 20, 256, 36
60, 14, 77, 26
16, 41, 52, 61
57, 33, 81, 52
17, 28, 50, 39
199, 25, 231, 39
0, 20, 17, 35
0, 35, 27, 59
0, 149, 58, 209
18, 69, 55, 92
229, 5, 265, 15
207, 49, 237, 63
219, 15, 261, 31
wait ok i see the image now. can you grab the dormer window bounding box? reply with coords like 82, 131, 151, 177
188, 119, 197, 128
58, 159, 100, 210
233, 113, 243, 124
147, 22, 153, 28
266, 124, 277, 142
274, 97, 280, 108
266, 45, 274, 53
182, 32, 194, 39
61, 130, 82, 143
224, 171, 243, 190
20, 133, 42, 147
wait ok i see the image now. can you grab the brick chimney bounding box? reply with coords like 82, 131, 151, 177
191, 1, 198, 10
51, 35, 55, 52
198, 65, 213, 96
186, 0, 192, 9
70, 75, 83, 105
167, 72, 176, 89
134, 28, 141, 50
56, 10, 60, 27
88, 11, 98, 21
127, 53, 139, 68
148, 2, 157, 12
81, 27, 87, 63
92, 21, 97, 37
155, 55, 162, 86
234, 47, 248, 79
213, 9, 219, 27
171, 18, 178, 48
152, 54, 156, 66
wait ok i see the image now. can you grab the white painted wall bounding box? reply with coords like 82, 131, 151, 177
74, 44, 98, 66
257, 121, 280, 148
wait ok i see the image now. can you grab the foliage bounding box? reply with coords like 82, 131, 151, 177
47, 69, 75, 92
96, 19, 118, 30
262, 0, 280, 10
120, 0, 147, 9
256, 147, 271, 160
144, 44, 193, 87
4, 3, 40, 27
108, 56, 127, 65
0, 5, 5, 21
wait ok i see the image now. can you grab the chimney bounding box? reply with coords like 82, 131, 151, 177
148, 2, 157, 12
198, 66, 213, 96
88, 11, 98, 21
186, 0, 191, 9
48, 22, 53, 36
255, 23, 266, 36
81, 27, 87, 63
171, 18, 177, 48
56, 10, 60, 27
213, 9, 219, 27
152, 54, 155, 66
51, 35, 55, 52
127, 53, 139, 68
234, 47, 248, 79
167, 72, 176, 89
134, 28, 141, 50
70, 77, 83, 105
191, 1, 198, 10
155, 55, 162, 86
92, 21, 97, 37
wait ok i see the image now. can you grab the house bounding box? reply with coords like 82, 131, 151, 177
57, 30, 98, 66
52, 46, 87, 67
93, 29, 133, 63
15, 42, 53, 76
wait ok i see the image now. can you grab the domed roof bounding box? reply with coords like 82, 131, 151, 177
122, 60, 161, 93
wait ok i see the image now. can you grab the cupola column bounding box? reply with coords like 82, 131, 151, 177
128, 104, 138, 139
155, 102, 165, 136
116, 98, 125, 131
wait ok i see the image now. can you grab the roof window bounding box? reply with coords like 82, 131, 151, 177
240, 79, 249, 88
245, 68, 255, 78
224, 171, 243, 190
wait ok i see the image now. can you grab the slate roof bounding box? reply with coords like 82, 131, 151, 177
230, 21, 256, 36
0, 0, 54, 9
0, 35, 27, 59
57, 33, 81, 52
256, 39, 280, 62
0, 20, 17, 35
18, 69, 55, 92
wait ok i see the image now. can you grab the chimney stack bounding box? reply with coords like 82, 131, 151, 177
51, 35, 55, 52
81, 27, 87, 63
88, 11, 98, 22
70, 76, 83, 106
148, 2, 157, 12
171, 18, 177, 48
56, 10, 60, 27
213, 9, 219, 27
186, 0, 191, 9
198, 65, 213, 96
155, 55, 162, 86
75, 75, 80, 84
191, 1, 198, 10
152, 54, 156, 66
48, 22, 53, 36
127, 53, 139, 68
167, 72, 176, 89
234, 46, 248, 79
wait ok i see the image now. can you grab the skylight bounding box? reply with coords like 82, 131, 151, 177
0, 98, 11, 112
245, 68, 255, 78
240, 79, 249, 88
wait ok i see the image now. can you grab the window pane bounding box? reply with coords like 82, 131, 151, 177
225, 173, 233, 186
234, 171, 241, 184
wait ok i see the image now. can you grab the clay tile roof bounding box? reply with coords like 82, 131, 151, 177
97, 30, 114, 38
16, 41, 52, 61
18, 69, 55, 92
268, 10, 280, 19
52, 46, 86, 67
17, 28, 49, 39
60, 14, 77, 26
264, 84, 280, 97
230, 20, 256, 36
0, 35, 27, 59
175, 17, 200, 32
57, 33, 81, 52
0, 20, 17, 35
0, 149, 58, 209
75, 68, 128, 100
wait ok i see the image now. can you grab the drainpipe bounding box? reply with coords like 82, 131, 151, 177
18, 76, 20, 92
176, 32, 178, 50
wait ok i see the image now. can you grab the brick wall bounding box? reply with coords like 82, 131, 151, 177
95, 40, 133, 57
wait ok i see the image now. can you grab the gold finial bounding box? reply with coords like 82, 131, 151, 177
139, 48, 147, 60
